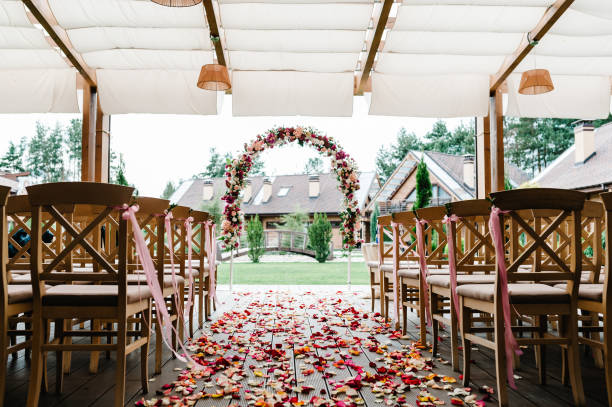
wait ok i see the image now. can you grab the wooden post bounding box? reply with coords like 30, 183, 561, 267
229, 248, 234, 292
81, 85, 97, 182
95, 100, 110, 183
475, 116, 491, 198
347, 250, 352, 290
489, 89, 505, 192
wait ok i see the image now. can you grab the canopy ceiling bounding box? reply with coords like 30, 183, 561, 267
1, 0, 611, 118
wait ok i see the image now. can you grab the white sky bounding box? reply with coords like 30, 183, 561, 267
0, 95, 467, 197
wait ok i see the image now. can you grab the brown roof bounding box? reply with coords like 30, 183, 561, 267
173, 172, 378, 215
533, 123, 612, 190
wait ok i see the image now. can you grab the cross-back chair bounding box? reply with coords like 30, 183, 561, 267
361, 242, 380, 312
457, 188, 587, 407
190, 210, 211, 327
25, 182, 153, 407
376, 214, 395, 322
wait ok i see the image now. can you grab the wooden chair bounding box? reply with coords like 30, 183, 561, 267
25, 182, 153, 407
376, 215, 396, 322
457, 188, 586, 407
189, 210, 211, 327
361, 242, 379, 312
427, 199, 496, 371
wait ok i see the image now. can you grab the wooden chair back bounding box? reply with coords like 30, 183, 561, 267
600, 192, 612, 301
190, 210, 209, 269
26, 182, 134, 302
165, 205, 191, 277
489, 188, 587, 294
0, 187, 13, 307
414, 206, 448, 268
377, 214, 393, 266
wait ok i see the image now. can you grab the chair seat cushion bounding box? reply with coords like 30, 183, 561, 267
43, 284, 153, 306
7, 284, 44, 304
367, 261, 379, 268
427, 274, 495, 288
127, 274, 185, 287
554, 283, 603, 302
398, 268, 449, 279
456, 283, 569, 304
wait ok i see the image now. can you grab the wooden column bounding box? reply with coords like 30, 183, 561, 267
489, 89, 505, 192
475, 115, 491, 198
95, 100, 110, 183
81, 85, 97, 182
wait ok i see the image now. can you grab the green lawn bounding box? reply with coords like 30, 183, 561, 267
217, 262, 368, 285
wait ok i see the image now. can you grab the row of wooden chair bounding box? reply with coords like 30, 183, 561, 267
0, 182, 218, 406
371, 188, 611, 407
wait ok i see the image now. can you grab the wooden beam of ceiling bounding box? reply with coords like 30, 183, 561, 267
203, 0, 226, 66
489, 0, 574, 94
357, 0, 393, 95
22, 0, 96, 87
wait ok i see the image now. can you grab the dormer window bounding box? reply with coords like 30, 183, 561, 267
277, 187, 290, 197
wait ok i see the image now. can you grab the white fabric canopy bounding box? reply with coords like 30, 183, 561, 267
0, 69, 78, 113
82, 49, 214, 70
505, 74, 611, 119
224, 29, 364, 53
232, 71, 353, 116
228, 51, 358, 73
97, 70, 222, 115
368, 73, 489, 117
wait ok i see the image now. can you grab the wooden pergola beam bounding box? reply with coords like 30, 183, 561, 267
203, 0, 226, 67
489, 0, 574, 93
22, 0, 96, 87
357, 0, 394, 95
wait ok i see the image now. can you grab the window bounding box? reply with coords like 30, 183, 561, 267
277, 187, 290, 197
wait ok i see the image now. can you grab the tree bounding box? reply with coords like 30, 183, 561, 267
246, 215, 265, 263
65, 118, 82, 180
200, 198, 222, 233
28, 122, 47, 181
43, 122, 65, 182
250, 156, 265, 176
423, 120, 452, 153
114, 153, 129, 186
195, 148, 230, 178
276, 207, 309, 232
304, 157, 324, 175
161, 181, 176, 199
0, 141, 25, 172
376, 127, 423, 183
413, 158, 432, 209
370, 203, 380, 243
308, 213, 332, 263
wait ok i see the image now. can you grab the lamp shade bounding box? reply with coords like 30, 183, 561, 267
197, 64, 231, 91
151, 0, 202, 6
518, 69, 554, 95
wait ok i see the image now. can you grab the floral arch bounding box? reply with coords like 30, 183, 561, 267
221, 126, 362, 250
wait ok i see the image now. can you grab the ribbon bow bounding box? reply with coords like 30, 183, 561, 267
442, 214, 461, 320
205, 220, 217, 304
184, 217, 195, 319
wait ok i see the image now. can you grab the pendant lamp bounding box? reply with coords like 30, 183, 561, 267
518, 34, 554, 95
151, 0, 202, 7
197, 64, 231, 91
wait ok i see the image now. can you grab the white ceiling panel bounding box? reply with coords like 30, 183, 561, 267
517, 55, 612, 75
384, 31, 523, 55
376, 53, 505, 75
0, 49, 69, 68
394, 5, 545, 32
82, 49, 214, 70
549, 9, 612, 36
0, 1, 30, 27
220, 3, 373, 30
229, 51, 358, 72
402, 0, 554, 5
537, 34, 612, 57
67, 27, 211, 53
0, 26, 50, 49
48, 0, 206, 29
224, 29, 364, 53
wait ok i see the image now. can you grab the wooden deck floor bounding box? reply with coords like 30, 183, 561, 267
5, 286, 609, 407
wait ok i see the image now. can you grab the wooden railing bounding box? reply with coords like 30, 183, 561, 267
227, 229, 334, 260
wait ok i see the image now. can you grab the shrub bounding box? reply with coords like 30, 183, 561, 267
370, 203, 380, 242
246, 215, 265, 263
308, 213, 332, 263
413, 158, 432, 210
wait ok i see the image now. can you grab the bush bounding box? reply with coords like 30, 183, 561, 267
370, 203, 380, 243
413, 158, 432, 209
246, 215, 265, 263
308, 213, 332, 263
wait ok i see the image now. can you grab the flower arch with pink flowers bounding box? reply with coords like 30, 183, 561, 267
221, 126, 362, 250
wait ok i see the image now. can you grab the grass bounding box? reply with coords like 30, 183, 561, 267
217, 261, 368, 285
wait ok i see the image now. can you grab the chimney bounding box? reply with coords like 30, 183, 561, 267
462, 154, 475, 189
202, 179, 214, 201
243, 179, 252, 202
308, 175, 320, 198
573, 120, 595, 164
262, 178, 272, 203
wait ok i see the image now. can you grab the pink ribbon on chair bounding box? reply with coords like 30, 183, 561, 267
414, 219, 432, 327
390, 222, 401, 324
164, 212, 183, 323
121, 205, 199, 367
184, 217, 195, 320
488, 206, 522, 389
442, 215, 461, 321
205, 221, 217, 303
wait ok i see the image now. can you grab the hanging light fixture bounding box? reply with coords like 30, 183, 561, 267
151, 0, 202, 7
518, 33, 554, 95
197, 64, 231, 91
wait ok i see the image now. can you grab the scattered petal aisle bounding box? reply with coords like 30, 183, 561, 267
137, 291, 494, 407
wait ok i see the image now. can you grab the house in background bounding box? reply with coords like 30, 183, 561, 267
361, 150, 529, 241
532, 121, 612, 198
0, 171, 30, 194
171, 172, 380, 249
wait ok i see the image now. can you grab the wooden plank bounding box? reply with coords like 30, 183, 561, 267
489, 89, 505, 193
203, 0, 226, 67
357, 0, 394, 95
490, 0, 574, 93
95, 101, 111, 183
476, 116, 491, 198
22, 0, 96, 86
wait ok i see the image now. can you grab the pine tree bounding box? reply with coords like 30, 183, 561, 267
413, 158, 432, 209
246, 215, 265, 263
304, 157, 324, 175
308, 213, 332, 263
376, 127, 422, 183
370, 203, 380, 243
115, 153, 129, 186
161, 180, 176, 199
65, 118, 82, 180
28, 122, 47, 181
43, 122, 65, 182
0, 141, 25, 172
